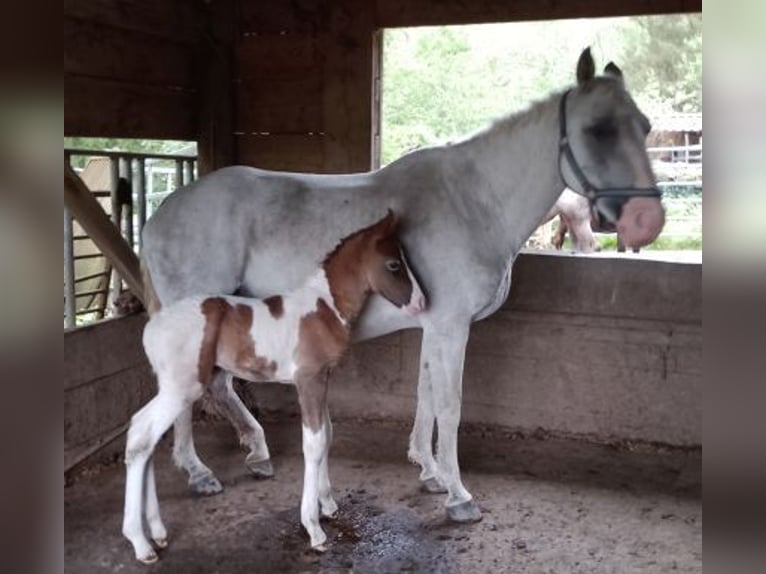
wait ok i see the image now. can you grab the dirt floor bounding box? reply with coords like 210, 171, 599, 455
65, 418, 701, 574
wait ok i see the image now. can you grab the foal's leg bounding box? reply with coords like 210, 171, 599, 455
172, 406, 223, 495
210, 371, 273, 478
144, 457, 168, 549
123, 391, 190, 563
317, 405, 337, 518
296, 373, 329, 550
421, 324, 481, 523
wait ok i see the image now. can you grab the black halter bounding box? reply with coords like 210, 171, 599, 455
557, 89, 662, 227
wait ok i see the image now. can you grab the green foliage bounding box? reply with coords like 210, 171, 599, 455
615, 15, 702, 114
381, 15, 702, 165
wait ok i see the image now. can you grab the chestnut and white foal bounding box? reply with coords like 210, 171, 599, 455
122, 210, 426, 563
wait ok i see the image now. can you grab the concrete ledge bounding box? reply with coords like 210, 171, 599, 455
250, 253, 702, 446
64, 252, 702, 470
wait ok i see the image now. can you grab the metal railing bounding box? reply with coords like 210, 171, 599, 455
64, 149, 198, 328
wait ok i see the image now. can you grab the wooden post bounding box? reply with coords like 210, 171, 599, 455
197, 0, 235, 174
64, 165, 144, 304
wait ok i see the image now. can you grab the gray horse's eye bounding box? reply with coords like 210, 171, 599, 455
386, 260, 401, 273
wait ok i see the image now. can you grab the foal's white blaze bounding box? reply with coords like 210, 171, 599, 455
401, 251, 427, 315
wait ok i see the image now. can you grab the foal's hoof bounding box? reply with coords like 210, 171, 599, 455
446, 499, 483, 523
153, 537, 168, 549
188, 472, 223, 496
245, 455, 275, 479
138, 550, 159, 565
420, 477, 448, 494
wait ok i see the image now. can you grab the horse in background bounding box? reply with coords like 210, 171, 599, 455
543, 189, 641, 253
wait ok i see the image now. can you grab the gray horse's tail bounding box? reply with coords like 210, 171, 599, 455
140, 255, 162, 316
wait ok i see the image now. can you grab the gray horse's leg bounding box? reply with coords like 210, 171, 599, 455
209, 372, 274, 478
172, 406, 223, 495
422, 325, 482, 522
408, 355, 446, 494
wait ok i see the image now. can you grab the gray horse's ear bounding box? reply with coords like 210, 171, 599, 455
576, 47, 595, 85
604, 62, 623, 80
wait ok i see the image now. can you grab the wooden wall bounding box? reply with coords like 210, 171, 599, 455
65, 0, 701, 173
234, 0, 373, 172
64, 0, 201, 140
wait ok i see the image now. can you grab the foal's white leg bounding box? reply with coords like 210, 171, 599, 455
123, 391, 190, 563
421, 325, 481, 522
144, 458, 168, 548
210, 371, 273, 478
301, 423, 328, 550
317, 407, 337, 518
172, 406, 223, 495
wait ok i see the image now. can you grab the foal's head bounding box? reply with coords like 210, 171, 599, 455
324, 210, 426, 317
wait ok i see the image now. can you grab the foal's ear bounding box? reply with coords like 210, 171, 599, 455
576, 47, 595, 85
377, 208, 399, 236
604, 62, 624, 83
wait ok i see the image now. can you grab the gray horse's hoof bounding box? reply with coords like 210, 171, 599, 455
188, 472, 223, 496
446, 499, 483, 523
420, 477, 447, 494
245, 455, 275, 479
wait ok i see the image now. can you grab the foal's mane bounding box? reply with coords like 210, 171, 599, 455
320, 213, 390, 267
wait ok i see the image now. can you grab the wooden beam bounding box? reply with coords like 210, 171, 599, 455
64, 165, 144, 303
375, 0, 702, 28
196, 0, 236, 174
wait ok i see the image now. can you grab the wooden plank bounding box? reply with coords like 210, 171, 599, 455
65, 75, 196, 139
239, 0, 330, 35
65, 17, 194, 89
65, 0, 199, 44
236, 76, 324, 133
321, 1, 374, 172
64, 165, 144, 302
237, 34, 324, 80
375, 0, 702, 27
236, 134, 325, 172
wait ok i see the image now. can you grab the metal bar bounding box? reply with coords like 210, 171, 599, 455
119, 157, 134, 249
73, 288, 110, 298
109, 158, 123, 305
75, 309, 103, 316
73, 270, 111, 283
73, 253, 105, 261
175, 159, 184, 189
136, 158, 146, 248
184, 160, 194, 184
64, 207, 76, 329
64, 148, 196, 161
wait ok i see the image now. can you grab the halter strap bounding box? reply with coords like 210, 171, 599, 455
557, 89, 662, 203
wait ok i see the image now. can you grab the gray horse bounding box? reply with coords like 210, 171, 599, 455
141, 48, 664, 523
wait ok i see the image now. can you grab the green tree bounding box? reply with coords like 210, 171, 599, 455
616, 15, 702, 113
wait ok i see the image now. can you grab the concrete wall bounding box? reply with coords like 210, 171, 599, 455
64, 314, 152, 470
63, 253, 702, 467
253, 253, 702, 446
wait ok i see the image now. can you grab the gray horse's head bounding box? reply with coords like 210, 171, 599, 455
560, 48, 665, 249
